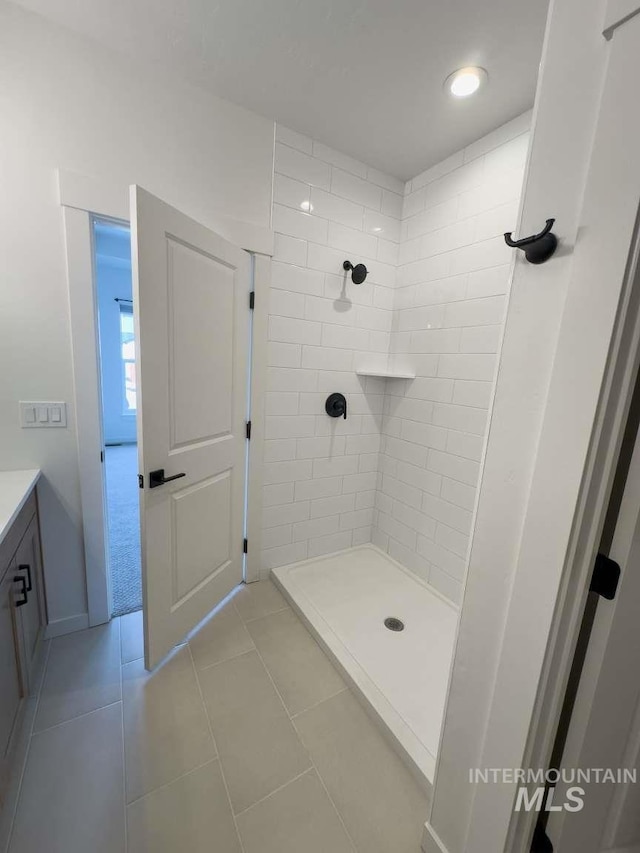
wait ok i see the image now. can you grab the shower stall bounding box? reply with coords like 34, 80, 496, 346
262, 114, 532, 788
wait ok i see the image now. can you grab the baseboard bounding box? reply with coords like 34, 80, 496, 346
44, 612, 89, 639
422, 823, 451, 853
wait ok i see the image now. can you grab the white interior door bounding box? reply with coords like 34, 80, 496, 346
130, 186, 251, 669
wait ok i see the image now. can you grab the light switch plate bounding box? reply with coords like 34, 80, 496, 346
20, 401, 67, 428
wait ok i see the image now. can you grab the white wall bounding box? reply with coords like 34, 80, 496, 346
259, 125, 404, 572
261, 117, 531, 600
0, 1, 274, 628
372, 114, 530, 604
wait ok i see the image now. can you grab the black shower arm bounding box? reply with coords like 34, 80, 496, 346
504, 218, 555, 248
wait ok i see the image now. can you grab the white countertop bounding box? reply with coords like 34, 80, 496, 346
0, 469, 41, 547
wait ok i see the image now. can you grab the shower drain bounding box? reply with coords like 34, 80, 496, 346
384, 617, 405, 632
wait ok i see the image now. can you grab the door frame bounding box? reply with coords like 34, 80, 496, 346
60, 169, 272, 627
545, 367, 640, 850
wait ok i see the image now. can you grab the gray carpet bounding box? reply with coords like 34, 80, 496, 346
105, 444, 142, 616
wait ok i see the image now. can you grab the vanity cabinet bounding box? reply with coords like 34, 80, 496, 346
0, 557, 23, 809
14, 516, 45, 687
0, 484, 45, 811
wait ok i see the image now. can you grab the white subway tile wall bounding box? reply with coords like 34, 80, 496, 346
373, 113, 531, 604
261, 125, 403, 573
263, 114, 530, 607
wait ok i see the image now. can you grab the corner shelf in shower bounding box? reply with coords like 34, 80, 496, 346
355, 368, 416, 380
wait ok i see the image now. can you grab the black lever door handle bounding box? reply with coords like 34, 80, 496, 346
149, 469, 186, 489
13, 575, 28, 607
18, 563, 32, 592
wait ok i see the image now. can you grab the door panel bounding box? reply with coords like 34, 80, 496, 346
172, 473, 232, 602
167, 237, 235, 447
131, 186, 251, 669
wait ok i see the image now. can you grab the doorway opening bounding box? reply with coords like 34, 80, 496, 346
93, 218, 141, 617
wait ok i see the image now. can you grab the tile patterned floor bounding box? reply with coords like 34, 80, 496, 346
1, 581, 429, 853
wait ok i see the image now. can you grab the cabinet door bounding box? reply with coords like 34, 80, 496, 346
0, 561, 26, 808
14, 516, 44, 691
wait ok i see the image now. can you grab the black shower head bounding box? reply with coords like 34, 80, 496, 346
343, 260, 368, 285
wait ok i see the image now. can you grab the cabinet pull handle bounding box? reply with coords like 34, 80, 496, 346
13, 575, 28, 607
18, 563, 32, 592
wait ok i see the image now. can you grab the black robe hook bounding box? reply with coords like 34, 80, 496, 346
504, 218, 558, 265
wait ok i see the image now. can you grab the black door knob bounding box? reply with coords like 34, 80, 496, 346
325, 393, 347, 419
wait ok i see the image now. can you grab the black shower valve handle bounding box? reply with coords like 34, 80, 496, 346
325, 392, 347, 420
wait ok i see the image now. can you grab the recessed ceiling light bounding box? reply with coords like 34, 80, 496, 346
445, 66, 487, 98
300, 200, 313, 212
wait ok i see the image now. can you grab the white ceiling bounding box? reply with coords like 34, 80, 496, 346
14, 0, 549, 179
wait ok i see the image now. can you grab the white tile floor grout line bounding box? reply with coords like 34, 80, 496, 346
124, 756, 221, 808
186, 641, 247, 853
235, 603, 290, 625
5, 637, 52, 853
29, 699, 124, 738
193, 642, 257, 675
27, 620, 124, 737
232, 767, 315, 818
249, 631, 360, 853
288, 707, 360, 853
302, 747, 359, 853
289, 684, 350, 720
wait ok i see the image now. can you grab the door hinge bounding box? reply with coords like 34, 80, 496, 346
243, 538, 248, 554
590, 552, 620, 600
249, 291, 255, 310
246, 420, 252, 440
100, 450, 104, 463
138, 474, 144, 489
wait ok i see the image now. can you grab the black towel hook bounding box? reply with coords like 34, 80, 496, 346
504, 218, 558, 265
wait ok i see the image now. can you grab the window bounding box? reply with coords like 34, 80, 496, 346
119, 305, 137, 413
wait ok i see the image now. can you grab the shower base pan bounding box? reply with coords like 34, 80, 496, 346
272, 544, 458, 787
